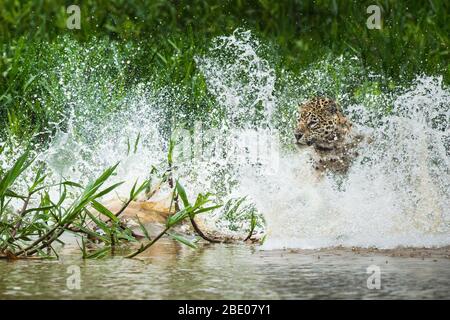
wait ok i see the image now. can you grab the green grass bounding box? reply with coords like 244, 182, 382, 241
0, 143, 223, 259
0, 0, 449, 139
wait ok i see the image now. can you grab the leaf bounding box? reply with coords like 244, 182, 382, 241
167, 137, 175, 166
136, 216, 151, 241
28, 165, 46, 193
72, 225, 109, 243
167, 232, 198, 249
91, 200, 119, 223
166, 207, 190, 227
193, 204, 222, 215
56, 185, 67, 207
23, 74, 39, 93
85, 246, 111, 259
83, 163, 120, 200
126, 137, 131, 156
250, 212, 257, 229
78, 238, 87, 259
23, 205, 56, 215
61, 181, 83, 189
260, 235, 267, 245
85, 209, 111, 237
93, 181, 124, 199
0, 149, 33, 198
4, 189, 26, 199
130, 179, 150, 201
66, 164, 120, 220
175, 180, 190, 207
117, 230, 137, 242
133, 132, 140, 154
193, 192, 214, 208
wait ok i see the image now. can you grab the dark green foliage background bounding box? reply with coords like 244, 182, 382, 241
0, 0, 449, 139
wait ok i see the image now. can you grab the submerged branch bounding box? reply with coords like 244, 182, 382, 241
125, 226, 170, 258
189, 217, 221, 243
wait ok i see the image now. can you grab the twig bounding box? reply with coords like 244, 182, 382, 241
19, 224, 66, 256
14, 224, 61, 256
113, 198, 133, 220
11, 194, 31, 239
111, 232, 116, 255
189, 217, 221, 243
125, 226, 170, 258
243, 232, 254, 242
168, 170, 180, 212
243, 212, 256, 242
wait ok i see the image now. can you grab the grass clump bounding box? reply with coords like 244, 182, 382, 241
0, 147, 141, 259
0, 140, 229, 260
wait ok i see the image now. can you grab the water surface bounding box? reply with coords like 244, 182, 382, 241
1, 241, 449, 299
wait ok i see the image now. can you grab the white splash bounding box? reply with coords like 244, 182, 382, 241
195, 29, 276, 127
4, 31, 448, 250
243, 76, 450, 249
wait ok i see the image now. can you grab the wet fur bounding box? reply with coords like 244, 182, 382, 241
295, 97, 364, 175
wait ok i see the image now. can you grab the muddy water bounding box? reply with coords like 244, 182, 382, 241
1, 241, 449, 299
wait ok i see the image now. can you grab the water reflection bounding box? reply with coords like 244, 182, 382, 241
1, 243, 449, 299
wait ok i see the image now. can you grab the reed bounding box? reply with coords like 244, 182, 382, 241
0, 140, 225, 260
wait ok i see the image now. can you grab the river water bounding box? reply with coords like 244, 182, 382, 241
1, 241, 449, 299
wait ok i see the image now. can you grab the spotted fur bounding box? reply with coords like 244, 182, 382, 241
295, 97, 363, 174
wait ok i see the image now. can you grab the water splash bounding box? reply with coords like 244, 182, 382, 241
195, 29, 276, 128
3, 31, 449, 249
195, 31, 450, 249
243, 75, 450, 249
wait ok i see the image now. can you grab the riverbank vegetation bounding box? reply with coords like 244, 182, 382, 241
1, 0, 449, 140
0, 139, 243, 259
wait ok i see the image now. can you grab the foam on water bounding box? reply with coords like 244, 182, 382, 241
2, 31, 449, 249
